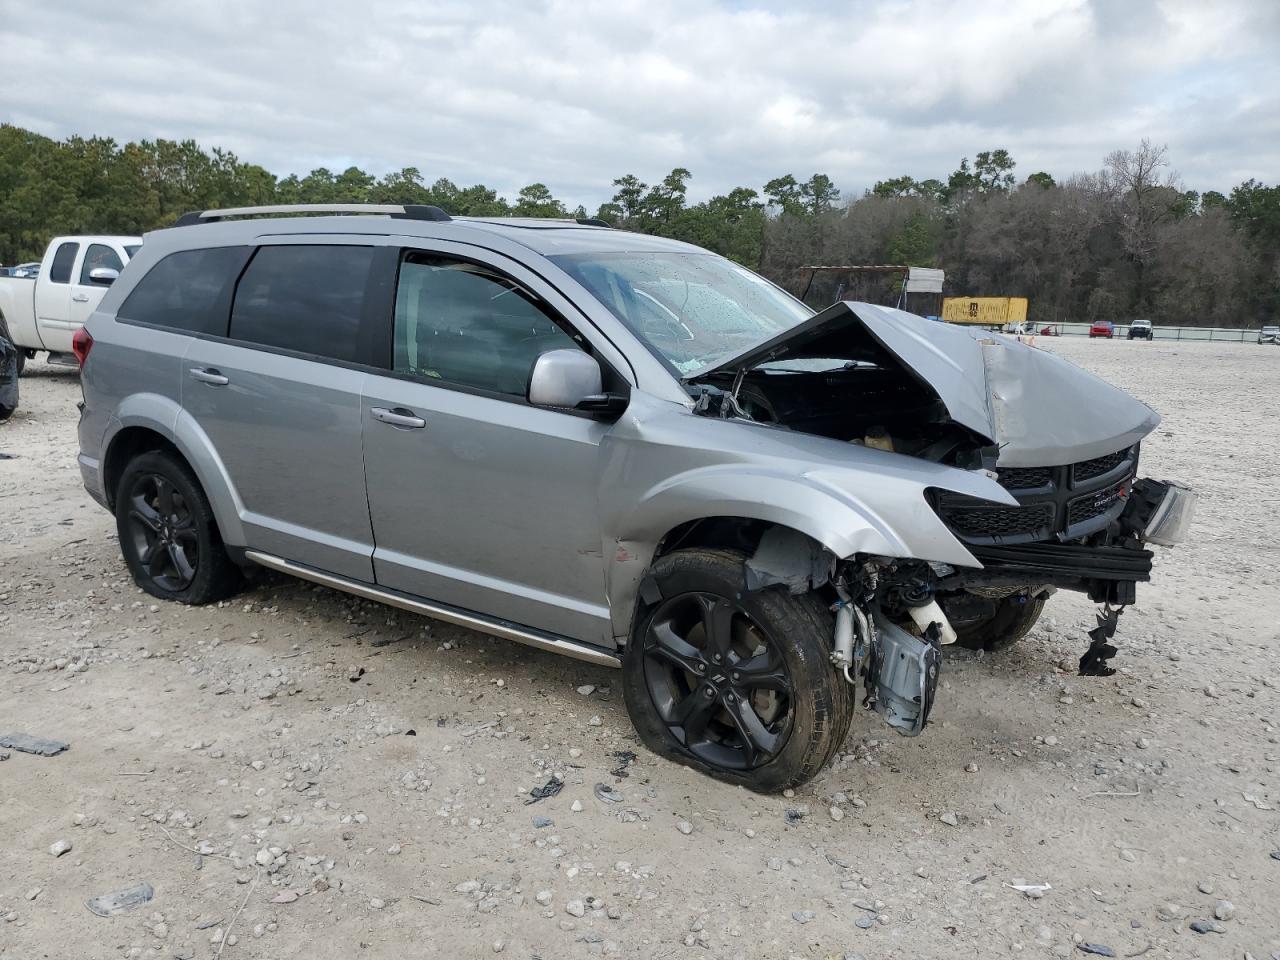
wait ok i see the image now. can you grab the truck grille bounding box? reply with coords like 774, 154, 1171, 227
1072, 447, 1132, 483
1067, 483, 1127, 527
995, 466, 1053, 489
942, 502, 1054, 538
937, 445, 1138, 545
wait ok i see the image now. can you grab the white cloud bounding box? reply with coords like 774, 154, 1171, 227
1, 0, 1276, 207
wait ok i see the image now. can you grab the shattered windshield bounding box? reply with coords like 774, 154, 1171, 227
550, 251, 813, 376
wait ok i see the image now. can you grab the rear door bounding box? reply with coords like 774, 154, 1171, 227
360, 243, 626, 643
181, 239, 382, 582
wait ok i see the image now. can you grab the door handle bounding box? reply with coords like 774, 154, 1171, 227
71, 293, 91, 302
189, 367, 230, 386
371, 406, 426, 429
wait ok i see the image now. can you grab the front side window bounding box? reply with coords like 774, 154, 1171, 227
118, 247, 250, 335
48, 242, 79, 284
79, 244, 124, 284
230, 245, 374, 363
393, 252, 579, 397
551, 251, 812, 376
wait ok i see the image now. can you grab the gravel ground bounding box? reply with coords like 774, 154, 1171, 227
1, 339, 1278, 960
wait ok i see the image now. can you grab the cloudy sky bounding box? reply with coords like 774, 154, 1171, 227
2, 0, 1277, 207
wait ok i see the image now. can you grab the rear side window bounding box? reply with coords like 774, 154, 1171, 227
230, 245, 374, 363
79, 244, 124, 284
48, 242, 79, 284
118, 247, 250, 335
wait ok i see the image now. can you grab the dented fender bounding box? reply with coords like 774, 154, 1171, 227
596, 393, 1016, 643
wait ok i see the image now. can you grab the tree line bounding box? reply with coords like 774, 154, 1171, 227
2, 123, 1276, 326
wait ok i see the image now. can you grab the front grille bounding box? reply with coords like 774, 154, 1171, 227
1067, 483, 1126, 527
941, 502, 1054, 538
937, 444, 1139, 545
1073, 447, 1131, 483
997, 466, 1053, 490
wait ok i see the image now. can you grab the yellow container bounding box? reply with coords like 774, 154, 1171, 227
941, 296, 1028, 326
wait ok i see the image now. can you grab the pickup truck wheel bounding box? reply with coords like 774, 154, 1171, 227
949, 593, 1046, 653
623, 548, 852, 793
115, 450, 242, 605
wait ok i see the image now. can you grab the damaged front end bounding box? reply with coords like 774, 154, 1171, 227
693, 301, 1196, 736
827, 471, 1196, 737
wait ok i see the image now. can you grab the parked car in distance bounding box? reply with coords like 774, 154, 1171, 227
1127, 319, 1153, 340
0, 237, 141, 374
5, 262, 41, 278
76, 204, 1195, 792
1089, 320, 1115, 339
1259, 325, 1279, 344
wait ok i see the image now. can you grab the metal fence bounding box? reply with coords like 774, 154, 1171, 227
1031, 322, 1270, 342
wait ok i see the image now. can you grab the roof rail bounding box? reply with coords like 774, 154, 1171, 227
172, 204, 452, 227
575, 217, 612, 228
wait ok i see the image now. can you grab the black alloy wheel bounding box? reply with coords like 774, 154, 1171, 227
623, 547, 853, 791
114, 449, 242, 604
124, 472, 200, 592
642, 591, 794, 771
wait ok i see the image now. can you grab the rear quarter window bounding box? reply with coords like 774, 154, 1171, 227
118, 247, 252, 335
48, 242, 79, 284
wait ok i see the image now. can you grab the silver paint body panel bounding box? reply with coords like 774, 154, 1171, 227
78, 214, 1159, 651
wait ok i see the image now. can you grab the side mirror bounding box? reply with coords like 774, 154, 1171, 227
528, 349, 603, 408
88, 267, 119, 286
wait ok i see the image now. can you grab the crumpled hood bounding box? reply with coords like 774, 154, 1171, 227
689, 301, 1161, 467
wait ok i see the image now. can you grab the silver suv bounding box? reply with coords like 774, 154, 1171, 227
76, 204, 1195, 791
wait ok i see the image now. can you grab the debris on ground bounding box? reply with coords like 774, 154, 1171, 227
85, 882, 155, 917
0, 733, 70, 756
1077, 944, 1116, 957
525, 776, 563, 804
593, 783, 623, 804
609, 750, 637, 778
1189, 920, 1226, 934
49, 839, 72, 857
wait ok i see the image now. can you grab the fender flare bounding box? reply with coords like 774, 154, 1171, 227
102, 394, 248, 547
601, 465, 979, 642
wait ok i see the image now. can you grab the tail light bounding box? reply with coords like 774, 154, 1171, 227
72, 327, 94, 368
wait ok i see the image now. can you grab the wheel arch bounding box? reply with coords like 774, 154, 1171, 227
603, 470, 919, 644
101, 405, 247, 548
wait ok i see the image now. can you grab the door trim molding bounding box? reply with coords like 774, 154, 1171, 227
244, 550, 622, 668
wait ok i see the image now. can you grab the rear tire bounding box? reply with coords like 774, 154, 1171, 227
949, 593, 1046, 653
622, 548, 852, 793
115, 450, 242, 605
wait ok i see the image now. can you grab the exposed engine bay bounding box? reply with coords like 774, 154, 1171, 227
705, 302, 1197, 739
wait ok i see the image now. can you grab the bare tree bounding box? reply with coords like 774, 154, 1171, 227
1104, 139, 1179, 312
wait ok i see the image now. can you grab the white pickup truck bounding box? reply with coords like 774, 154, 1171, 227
0, 235, 142, 373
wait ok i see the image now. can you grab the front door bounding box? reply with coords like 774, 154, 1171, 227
181, 241, 378, 582
362, 248, 615, 643
68, 243, 125, 327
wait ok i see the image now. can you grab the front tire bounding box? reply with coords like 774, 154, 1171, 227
949, 593, 1046, 652
622, 548, 852, 793
115, 450, 242, 604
